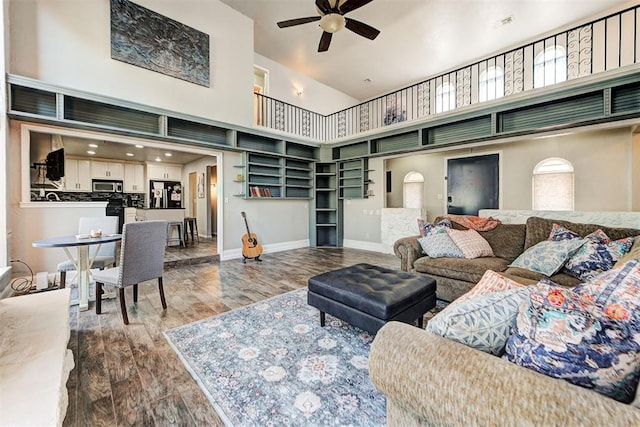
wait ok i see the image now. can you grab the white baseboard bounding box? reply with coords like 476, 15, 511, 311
220, 239, 310, 261
342, 239, 385, 253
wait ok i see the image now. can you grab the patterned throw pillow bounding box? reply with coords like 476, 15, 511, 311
504, 266, 640, 403
417, 227, 464, 259
445, 228, 494, 259
508, 238, 586, 276
563, 236, 635, 281
457, 270, 525, 303
417, 218, 453, 237
547, 223, 582, 241
427, 287, 529, 355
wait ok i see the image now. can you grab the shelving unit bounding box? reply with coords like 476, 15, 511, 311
338, 159, 370, 199
233, 164, 246, 197
312, 162, 341, 247
244, 153, 313, 199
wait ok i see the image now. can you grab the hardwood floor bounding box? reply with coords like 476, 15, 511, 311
63, 247, 399, 426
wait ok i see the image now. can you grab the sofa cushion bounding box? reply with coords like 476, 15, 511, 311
414, 256, 510, 284
502, 267, 582, 287
457, 270, 525, 302
436, 216, 526, 262
508, 238, 586, 276
426, 287, 530, 356
504, 278, 640, 403
417, 228, 464, 259
445, 228, 494, 259
524, 216, 640, 250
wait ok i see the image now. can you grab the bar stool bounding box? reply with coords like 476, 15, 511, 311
184, 217, 199, 244
166, 221, 185, 247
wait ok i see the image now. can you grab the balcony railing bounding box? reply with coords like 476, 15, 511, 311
254, 4, 640, 141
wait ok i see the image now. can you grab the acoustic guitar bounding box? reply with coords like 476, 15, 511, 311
241, 211, 263, 262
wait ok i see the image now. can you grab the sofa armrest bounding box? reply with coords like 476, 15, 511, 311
369, 322, 640, 426
393, 236, 423, 271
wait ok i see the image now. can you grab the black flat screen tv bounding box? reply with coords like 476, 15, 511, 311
45, 148, 65, 181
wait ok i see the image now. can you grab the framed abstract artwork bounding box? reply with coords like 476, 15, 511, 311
110, 0, 210, 87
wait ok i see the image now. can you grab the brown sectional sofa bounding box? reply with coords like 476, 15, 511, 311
394, 215, 640, 302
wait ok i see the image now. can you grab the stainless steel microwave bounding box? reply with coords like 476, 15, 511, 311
92, 180, 123, 193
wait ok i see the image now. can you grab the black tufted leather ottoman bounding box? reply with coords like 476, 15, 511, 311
307, 263, 437, 334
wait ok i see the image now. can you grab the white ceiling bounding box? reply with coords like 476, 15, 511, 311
220, 0, 631, 100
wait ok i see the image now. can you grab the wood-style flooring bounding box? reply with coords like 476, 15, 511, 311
63, 247, 399, 426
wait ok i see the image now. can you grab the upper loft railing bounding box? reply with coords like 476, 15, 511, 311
254, 4, 640, 141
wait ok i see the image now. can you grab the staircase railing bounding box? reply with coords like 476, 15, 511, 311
254, 4, 640, 141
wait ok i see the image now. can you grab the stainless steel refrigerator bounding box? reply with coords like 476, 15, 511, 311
150, 180, 182, 208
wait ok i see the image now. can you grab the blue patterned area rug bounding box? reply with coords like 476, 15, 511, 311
164, 288, 386, 426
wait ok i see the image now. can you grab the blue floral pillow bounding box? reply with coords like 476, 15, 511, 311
417, 218, 453, 237
564, 236, 635, 281
504, 277, 640, 403
417, 227, 464, 258
508, 238, 586, 276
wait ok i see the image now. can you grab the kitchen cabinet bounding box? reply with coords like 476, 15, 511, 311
91, 160, 124, 179
64, 159, 91, 191
124, 164, 145, 193
147, 163, 182, 180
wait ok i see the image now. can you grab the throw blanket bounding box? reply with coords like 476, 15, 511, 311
443, 214, 501, 231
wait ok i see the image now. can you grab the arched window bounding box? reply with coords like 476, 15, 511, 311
403, 171, 424, 209
435, 82, 456, 113
534, 45, 567, 88
532, 158, 574, 210
479, 66, 504, 102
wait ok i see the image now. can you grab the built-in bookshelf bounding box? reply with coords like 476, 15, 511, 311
312, 162, 341, 247
339, 159, 370, 199
244, 153, 313, 199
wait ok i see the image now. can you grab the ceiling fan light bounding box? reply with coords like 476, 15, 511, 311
319, 13, 345, 33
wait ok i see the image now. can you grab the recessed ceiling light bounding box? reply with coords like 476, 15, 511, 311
87, 150, 96, 155
135, 144, 144, 148
88, 143, 99, 148
164, 152, 172, 157
155, 156, 162, 162
126, 152, 134, 157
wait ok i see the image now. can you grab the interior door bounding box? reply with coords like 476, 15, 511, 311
446, 154, 499, 215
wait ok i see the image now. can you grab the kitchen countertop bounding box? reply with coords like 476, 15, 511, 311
20, 201, 108, 208
138, 207, 185, 210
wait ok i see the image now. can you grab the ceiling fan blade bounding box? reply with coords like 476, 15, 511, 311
277, 16, 321, 28
315, 0, 332, 15
345, 18, 380, 40
339, 0, 374, 15
318, 31, 332, 52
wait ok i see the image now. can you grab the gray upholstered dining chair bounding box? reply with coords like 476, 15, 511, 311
92, 220, 168, 325
57, 216, 119, 288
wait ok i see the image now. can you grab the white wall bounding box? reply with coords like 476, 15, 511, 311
386, 127, 637, 222
220, 151, 310, 258
633, 133, 640, 211
9, 0, 255, 127
254, 53, 358, 116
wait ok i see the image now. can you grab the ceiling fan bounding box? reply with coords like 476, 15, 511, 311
277, 0, 380, 52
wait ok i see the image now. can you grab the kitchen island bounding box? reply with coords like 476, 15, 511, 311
136, 208, 185, 222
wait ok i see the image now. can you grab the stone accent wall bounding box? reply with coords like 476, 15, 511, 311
381, 208, 425, 254
479, 209, 640, 229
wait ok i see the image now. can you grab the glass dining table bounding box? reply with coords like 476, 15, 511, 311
32, 234, 122, 311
